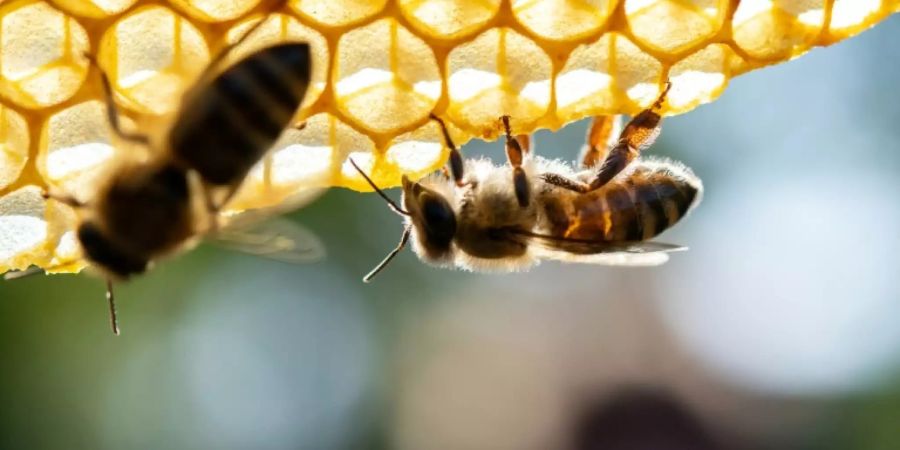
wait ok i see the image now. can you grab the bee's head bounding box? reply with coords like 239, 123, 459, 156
401, 175, 457, 260
348, 158, 460, 282
77, 221, 148, 280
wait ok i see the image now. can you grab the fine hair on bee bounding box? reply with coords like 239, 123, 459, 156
353, 81, 703, 282
41, 0, 313, 335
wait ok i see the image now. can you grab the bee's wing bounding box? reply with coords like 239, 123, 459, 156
3, 266, 44, 281
209, 216, 325, 264
507, 230, 685, 267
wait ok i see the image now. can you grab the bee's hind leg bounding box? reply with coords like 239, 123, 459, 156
580, 115, 621, 169
500, 116, 532, 207
542, 81, 671, 193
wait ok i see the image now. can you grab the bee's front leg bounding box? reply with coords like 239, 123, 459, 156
83, 52, 151, 146
430, 113, 467, 187
501, 116, 531, 207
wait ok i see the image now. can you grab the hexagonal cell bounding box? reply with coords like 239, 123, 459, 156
555, 34, 616, 118
50, 0, 137, 18
555, 32, 663, 118
170, 0, 261, 22
667, 44, 733, 113
289, 0, 387, 28
37, 100, 135, 203
512, 0, 616, 42
384, 120, 459, 184
0, 1, 89, 109
334, 18, 441, 134
0, 105, 30, 191
732, 0, 826, 60
626, 0, 726, 55
399, 0, 501, 40
98, 5, 210, 115
44, 199, 84, 272
829, 0, 884, 38
225, 13, 329, 112
446, 27, 552, 133
0, 186, 48, 272
229, 113, 376, 208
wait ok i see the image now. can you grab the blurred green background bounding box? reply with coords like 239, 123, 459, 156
2, 17, 900, 450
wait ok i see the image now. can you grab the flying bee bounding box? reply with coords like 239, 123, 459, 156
352, 82, 703, 280
31, 5, 318, 335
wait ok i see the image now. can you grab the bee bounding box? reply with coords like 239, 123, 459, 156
35, 5, 317, 335
352, 82, 702, 281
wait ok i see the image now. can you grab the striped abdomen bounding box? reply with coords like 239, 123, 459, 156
169, 43, 311, 186
553, 160, 702, 242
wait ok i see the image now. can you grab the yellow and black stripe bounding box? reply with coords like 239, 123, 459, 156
169, 43, 312, 186
560, 162, 700, 242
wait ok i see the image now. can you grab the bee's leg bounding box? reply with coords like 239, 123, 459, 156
585, 82, 670, 189
430, 114, 465, 187
41, 190, 86, 208
541, 82, 670, 194
106, 279, 121, 336
82, 53, 151, 146
580, 115, 621, 168
501, 115, 531, 207
201, 182, 242, 233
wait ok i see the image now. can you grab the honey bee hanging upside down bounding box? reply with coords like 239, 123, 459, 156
352, 83, 703, 281
21, 4, 321, 334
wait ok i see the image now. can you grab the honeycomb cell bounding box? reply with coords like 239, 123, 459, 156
512, 0, 615, 42
732, 0, 825, 60
609, 33, 665, 108
446, 27, 552, 133
50, 0, 137, 18
335, 19, 441, 134
0, 186, 48, 273
399, 0, 501, 40
232, 113, 339, 209
225, 13, 330, 112
829, 0, 884, 38
0, 105, 30, 191
290, 0, 387, 27
232, 113, 377, 204
37, 100, 134, 203
43, 196, 84, 273
667, 44, 733, 112
0, 1, 89, 109
170, 0, 261, 22
555, 34, 617, 117
383, 120, 458, 183
98, 5, 210, 115
625, 0, 726, 55
555, 32, 663, 117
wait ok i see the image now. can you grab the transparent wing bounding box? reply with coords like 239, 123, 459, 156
3, 266, 44, 281
210, 216, 325, 264
506, 229, 685, 266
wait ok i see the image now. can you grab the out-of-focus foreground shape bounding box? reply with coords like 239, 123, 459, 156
0, 0, 897, 274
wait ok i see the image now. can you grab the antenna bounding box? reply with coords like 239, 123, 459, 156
363, 225, 412, 283
348, 158, 409, 217
347, 158, 414, 281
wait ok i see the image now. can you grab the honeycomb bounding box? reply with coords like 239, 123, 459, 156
0, 0, 897, 274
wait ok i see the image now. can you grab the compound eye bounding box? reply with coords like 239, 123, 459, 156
419, 193, 456, 243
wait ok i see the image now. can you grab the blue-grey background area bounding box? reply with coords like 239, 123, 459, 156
2, 17, 899, 450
